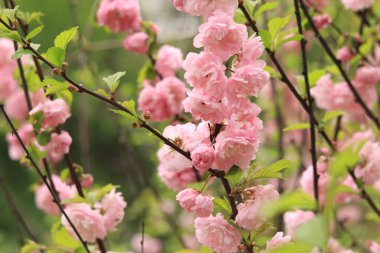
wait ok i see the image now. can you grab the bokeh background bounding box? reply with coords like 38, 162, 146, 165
1, 0, 380, 252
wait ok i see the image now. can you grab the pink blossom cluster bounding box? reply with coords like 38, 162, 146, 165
61, 188, 127, 243
341, 0, 375, 11
311, 66, 380, 121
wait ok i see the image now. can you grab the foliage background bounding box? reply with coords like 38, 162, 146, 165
0, 0, 379, 252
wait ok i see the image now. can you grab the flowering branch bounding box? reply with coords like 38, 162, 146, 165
299, 0, 380, 130
238, 2, 336, 151
0, 105, 91, 253
294, 0, 319, 206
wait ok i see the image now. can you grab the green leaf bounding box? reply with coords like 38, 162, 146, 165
29, 110, 44, 133
94, 184, 118, 201
253, 2, 279, 19
295, 215, 328, 249
329, 142, 365, 177
103, 71, 126, 92
44, 79, 69, 95
54, 26, 78, 50
26, 25, 44, 41
225, 167, 244, 186
322, 110, 344, 123
4, 6, 19, 20
259, 30, 272, 49
283, 123, 310, 132
36, 131, 51, 146
309, 69, 326, 88
46, 46, 65, 66
12, 47, 33, 60
95, 89, 111, 99
0, 30, 23, 43
251, 159, 293, 180
269, 16, 291, 38
121, 99, 138, 117
276, 34, 303, 49
263, 191, 316, 218
137, 61, 156, 85
60, 168, 70, 181
109, 109, 137, 121
213, 197, 232, 214
234, 9, 246, 24
61, 196, 89, 204
51, 222, 80, 248
267, 243, 313, 253
264, 65, 280, 79
21, 240, 45, 253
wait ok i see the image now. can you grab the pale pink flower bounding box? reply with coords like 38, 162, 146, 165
263, 232, 291, 252
194, 213, 241, 253
98, 189, 127, 231
138, 83, 171, 122
354, 66, 380, 88
5, 89, 46, 121
158, 164, 197, 190
214, 123, 260, 171
227, 98, 262, 128
96, 0, 141, 32
6, 123, 34, 160
80, 174, 94, 189
156, 77, 187, 115
284, 210, 315, 237
234, 35, 265, 68
30, 98, 71, 129
328, 238, 357, 253
194, 14, 247, 61
182, 51, 227, 100
227, 65, 269, 97
235, 185, 279, 230
0, 71, 17, 100
44, 131, 72, 164
337, 205, 362, 226
341, 0, 375, 11
335, 176, 359, 204
311, 74, 335, 110
191, 145, 215, 172
337, 47, 353, 62
155, 45, 183, 77
0, 38, 16, 72
368, 241, 380, 253
176, 188, 214, 217
305, 0, 328, 10
123, 32, 149, 54
131, 234, 162, 253
61, 203, 107, 243
173, 0, 238, 18
35, 175, 76, 215
313, 14, 332, 29
355, 141, 380, 185
183, 90, 227, 124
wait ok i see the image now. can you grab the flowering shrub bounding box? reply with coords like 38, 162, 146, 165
0, 0, 380, 252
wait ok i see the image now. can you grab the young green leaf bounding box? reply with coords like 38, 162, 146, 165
259, 30, 272, 49
322, 110, 344, 123
251, 159, 293, 180
309, 69, 326, 88
253, 1, 279, 19
44, 79, 69, 95
0, 30, 23, 43
36, 131, 51, 146
109, 109, 137, 121
4, 5, 19, 20
46, 46, 66, 66
283, 123, 310, 132
12, 47, 33, 60
103, 71, 126, 92
276, 34, 303, 49
295, 215, 328, 249
26, 25, 44, 41
269, 16, 291, 38
121, 99, 138, 117
20, 240, 45, 253
54, 26, 78, 50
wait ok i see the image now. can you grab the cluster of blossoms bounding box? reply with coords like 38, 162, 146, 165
97, 0, 187, 122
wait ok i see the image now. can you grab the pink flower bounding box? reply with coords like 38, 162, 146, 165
5, 89, 46, 121
156, 77, 187, 115
0, 38, 16, 72
227, 98, 262, 129
194, 213, 241, 253
368, 241, 380, 253
158, 164, 197, 190
155, 45, 183, 77
335, 176, 359, 204
61, 203, 107, 243
341, 0, 375, 11
328, 238, 357, 253
191, 145, 215, 172
354, 66, 380, 88
123, 32, 149, 54
98, 189, 127, 231
337, 205, 362, 225
235, 185, 279, 230
214, 123, 260, 171
176, 188, 214, 217
96, 0, 141, 32
194, 15, 247, 61
337, 47, 353, 63
35, 175, 76, 215
182, 52, 227, 100
44, 131, 72, 164
138, 83, 172, 121
227, 65, 269, 97
311, 74, 335, 110
305, 0, 328, 10
6, 123, 34, 160
313, 14, 332, 29
0, 71, 17, 100
355, 141, 380, 185
263, 232, 291, 252
30, 98, 71, 129
234, 35, 265, 68
284, 210, 315, 237
131, 234, 162, 253
183, 90, 227, 124
173, 0, 238, 18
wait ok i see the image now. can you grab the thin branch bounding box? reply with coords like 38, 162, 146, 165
299, 0, 380, 130
294, 0, 319, 206
237, 3, 336, 151
0, 105, 90, 253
